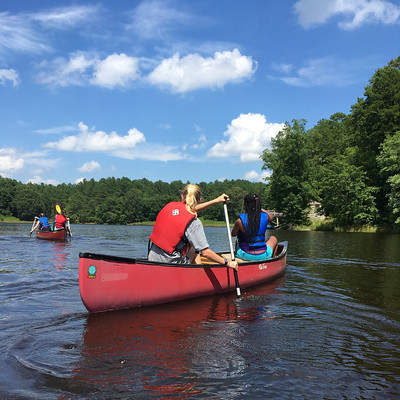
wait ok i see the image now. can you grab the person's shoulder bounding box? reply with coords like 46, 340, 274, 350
186, 217, 203, 229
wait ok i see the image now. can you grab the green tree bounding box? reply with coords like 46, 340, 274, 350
319, 155, 377, 226
261, 119, 311, 224
12, 183, 45, 221
0, 176, 19, 217
350, 56, 400, 221
377, 130, 400, 227
306, 113, 349, 201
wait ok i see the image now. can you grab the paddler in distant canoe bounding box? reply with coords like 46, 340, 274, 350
53, 207, 72, 236
148, 183, 238, 270
30, 212, 52, 234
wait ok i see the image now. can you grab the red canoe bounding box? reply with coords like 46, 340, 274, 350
79, 241, 288, 313
36, 229, 67, 241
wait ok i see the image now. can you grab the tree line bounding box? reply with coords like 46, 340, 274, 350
261, 56, 400, 230
1, 57, 399, 230
0, 177, 270, 225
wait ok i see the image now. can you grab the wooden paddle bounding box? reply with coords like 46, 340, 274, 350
223, 197, 241, 297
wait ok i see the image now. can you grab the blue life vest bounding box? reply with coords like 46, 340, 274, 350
238, 212, 269, 252
38, 216, 50, 228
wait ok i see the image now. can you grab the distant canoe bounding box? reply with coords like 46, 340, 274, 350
36, 229, 67, 241
79, 241, 288, 313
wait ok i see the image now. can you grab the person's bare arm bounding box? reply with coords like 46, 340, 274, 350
231, 218, 244, 237
195, 193, 230, 213
201, 248, 238, 270
261, 209, 275, 222
30, 218, 39, 233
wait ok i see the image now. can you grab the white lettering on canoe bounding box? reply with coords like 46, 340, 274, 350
258, 263, 268, 270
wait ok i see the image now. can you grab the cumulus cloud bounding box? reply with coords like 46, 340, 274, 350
244, 170, 271, 182
78, 160, 101, 172
207, 113, 284, 162
40, 122, 185, 161
90, 53, 140, 88
0, 148, 25, 174
0, 148, 60, 179
36, 48, 255, 91
43, 122, 146, 152
147, 49, 257, 93
37, 52, 140, 88
27, 175, 58, 185
294, 0, 400, 30
0, 68, 20, 86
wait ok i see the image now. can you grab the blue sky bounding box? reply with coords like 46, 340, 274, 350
1, 0, 399, 185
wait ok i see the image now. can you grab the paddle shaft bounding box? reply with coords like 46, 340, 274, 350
223, 200, 241, 297
30, 217, 36, 236
67, 220, 73, 237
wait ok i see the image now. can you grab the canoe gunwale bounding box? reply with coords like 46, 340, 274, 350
79, 241, 288, 268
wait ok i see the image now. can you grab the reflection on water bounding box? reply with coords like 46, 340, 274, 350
0, 223, 399, 399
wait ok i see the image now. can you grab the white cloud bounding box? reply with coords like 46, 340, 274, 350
147, 49, 257, 93
35, 125, 78, 135
0, 12, 50, 54
244, 170, 271, 182
0, 68, 20, 86
0, 6, 100, 55
43, 122, 146, 152
191, 134, 207, 150
207, 113, 284, 162
37, 52, 140, 88
277, 56, 364, 87
0, 148, 25, 174
128, 0, 194, 39
27, 175, 58, 185
160, 123, 172, 130
90, 53, 140, 88
112, 144, 185, 161
294, 0, 400, 30
78, 160, 101, 172
36, 53, 97, 87
36, 48, 254, 92
31, 5, 100, 29
271, 63, 293, 74
40, 122, 185, 162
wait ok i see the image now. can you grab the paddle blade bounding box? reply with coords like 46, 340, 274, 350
55, 204, 61, 214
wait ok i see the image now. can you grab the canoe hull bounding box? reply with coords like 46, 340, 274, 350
79, 241, 288, 313
36, 229, 66, 241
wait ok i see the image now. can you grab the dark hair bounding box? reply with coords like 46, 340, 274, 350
244, 194, 261, 236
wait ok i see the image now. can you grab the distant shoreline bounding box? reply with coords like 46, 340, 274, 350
1, 218, 397, 233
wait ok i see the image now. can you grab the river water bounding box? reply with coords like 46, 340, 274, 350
0, 223, 399, 399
